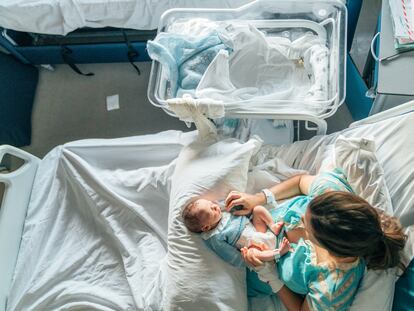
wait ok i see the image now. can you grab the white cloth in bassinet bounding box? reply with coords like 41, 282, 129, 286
195, 25, 329, 114
150, 18, 330, 115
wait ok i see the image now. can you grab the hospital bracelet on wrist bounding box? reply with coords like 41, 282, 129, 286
274, 251, 281, 262
261, 188, 278, 209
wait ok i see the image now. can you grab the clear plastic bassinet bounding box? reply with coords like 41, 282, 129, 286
147, 0, 347, 134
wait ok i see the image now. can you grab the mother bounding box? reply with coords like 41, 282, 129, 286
225, 168, 406, 311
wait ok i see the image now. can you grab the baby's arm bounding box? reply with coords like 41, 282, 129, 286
204, 236, 245, 268
252, 205, 284, 235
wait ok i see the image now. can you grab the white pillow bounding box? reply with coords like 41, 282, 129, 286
333, 135, 393, 215
351, 268, 397, 311
151, 137, 262, 311
246, 156, 307, 194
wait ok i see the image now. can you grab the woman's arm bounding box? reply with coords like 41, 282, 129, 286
226, 174, 316, 214
241, 248, 311, 311
268, 174, 315, 201
277, 286, 311, 311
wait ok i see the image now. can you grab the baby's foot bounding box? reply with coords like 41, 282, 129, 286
270, 221, 284, 236
279, 237, 291, 256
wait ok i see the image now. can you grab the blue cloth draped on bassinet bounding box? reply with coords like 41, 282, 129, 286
147, 32, 229, 98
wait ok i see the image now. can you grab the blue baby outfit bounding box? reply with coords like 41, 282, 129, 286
248, 168, 366, 311
201, 212, 249, 268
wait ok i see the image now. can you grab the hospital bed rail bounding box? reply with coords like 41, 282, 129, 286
0, 146, 40, 311
350, 99, 414, 129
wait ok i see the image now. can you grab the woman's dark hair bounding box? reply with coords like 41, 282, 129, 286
308, 191, 407, 270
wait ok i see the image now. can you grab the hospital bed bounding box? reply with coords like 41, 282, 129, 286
0, 0, 252, 69
0, 0, 253, 35
1, 99, 414, 310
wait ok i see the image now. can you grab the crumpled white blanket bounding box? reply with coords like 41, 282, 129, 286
6, 131, 196, 311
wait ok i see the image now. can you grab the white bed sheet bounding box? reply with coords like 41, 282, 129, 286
0, 0, 252, 35
7, 112, 414, 310
7, 130, 195, 310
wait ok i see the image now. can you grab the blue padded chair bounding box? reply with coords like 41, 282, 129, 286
0, 52, 38, 147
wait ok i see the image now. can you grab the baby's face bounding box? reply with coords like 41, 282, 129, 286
194, 199, 222, 232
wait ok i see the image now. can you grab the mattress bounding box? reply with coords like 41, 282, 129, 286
0, 0, 252, 35
6, 111, 414, 310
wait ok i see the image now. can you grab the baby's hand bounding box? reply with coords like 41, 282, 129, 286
278, 237, 291, 256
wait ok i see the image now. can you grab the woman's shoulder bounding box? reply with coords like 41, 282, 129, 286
306, 239, 365, 273
305, 241, 366, 310
309, 167, 353, 197
289, 239, 366, 285
278, 239, 365, 299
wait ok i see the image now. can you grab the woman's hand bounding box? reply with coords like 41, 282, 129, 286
241, 248, 286, 294
240, 247, 264, 267
241, 246, 281, 265
225, 191, 265, 215
256, 249, 281, 262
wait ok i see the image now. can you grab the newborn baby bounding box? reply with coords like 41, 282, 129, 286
182, 198, 290, 267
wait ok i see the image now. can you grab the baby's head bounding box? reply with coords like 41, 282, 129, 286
182, 198, 222, 233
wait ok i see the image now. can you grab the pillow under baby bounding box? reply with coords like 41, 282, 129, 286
160, 137, 262, 311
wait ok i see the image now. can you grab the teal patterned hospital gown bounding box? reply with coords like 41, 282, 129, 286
247, 168, 366, 311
